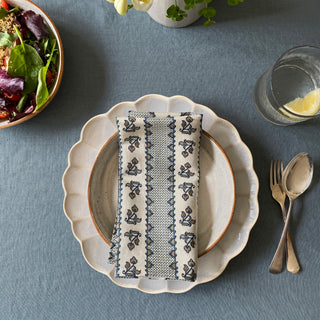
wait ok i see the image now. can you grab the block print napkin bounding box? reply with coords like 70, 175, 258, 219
109, 111, 202, 281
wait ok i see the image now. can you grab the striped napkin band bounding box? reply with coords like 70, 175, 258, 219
109, 111, 202, 281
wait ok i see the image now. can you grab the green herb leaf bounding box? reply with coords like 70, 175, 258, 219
166, 4, 187, 22
0, 31, 17, 47
0, 7, 19, 19
227, 0, 243, 6
167, 0, 243, 27
198, 7, 216, 18
184, 0, 195, 10
184, 4, 194, 10
35, 40, 56, 110
204, 19, 214, 27
166, 5, 177, 16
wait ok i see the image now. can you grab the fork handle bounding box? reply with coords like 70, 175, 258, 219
281, 204, 300, 273
269, 198, 294, 273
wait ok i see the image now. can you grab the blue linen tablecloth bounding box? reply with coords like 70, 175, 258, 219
1, 0, 320, 319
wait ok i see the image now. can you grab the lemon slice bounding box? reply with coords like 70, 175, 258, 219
283, 88, 320, 116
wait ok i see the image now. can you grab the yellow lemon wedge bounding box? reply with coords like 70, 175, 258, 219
283, 88, 320, 116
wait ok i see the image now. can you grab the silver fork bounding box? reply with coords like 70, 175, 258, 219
269, 160, 300, 273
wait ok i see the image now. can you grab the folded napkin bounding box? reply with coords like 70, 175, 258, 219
109, 111, 202, 281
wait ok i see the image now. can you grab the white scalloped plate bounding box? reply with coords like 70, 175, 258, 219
62, 94, 259, 294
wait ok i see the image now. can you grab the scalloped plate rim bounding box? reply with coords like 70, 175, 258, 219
62, 94, 259, 294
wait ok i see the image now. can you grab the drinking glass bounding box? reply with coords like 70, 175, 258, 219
254, 46, 320, 125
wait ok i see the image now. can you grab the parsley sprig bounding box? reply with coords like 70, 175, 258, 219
166, 4, 187, 22
167, 0, 243, 26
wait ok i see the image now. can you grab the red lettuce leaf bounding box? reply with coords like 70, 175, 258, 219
9, 104, 34, 122
0, 69, 24, 94
21, 10, 49, 41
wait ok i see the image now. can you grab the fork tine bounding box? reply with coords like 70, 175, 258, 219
279, 160, 284, 189
276, 160, 281, 184
270, 160, 274, 188
276, 160, 284, 185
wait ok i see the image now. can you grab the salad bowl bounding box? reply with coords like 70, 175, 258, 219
0, 0, 64, 129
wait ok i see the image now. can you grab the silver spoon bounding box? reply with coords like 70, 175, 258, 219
269, 152, 313, 274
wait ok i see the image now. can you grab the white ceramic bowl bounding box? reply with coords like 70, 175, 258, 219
0, 0, 64, 129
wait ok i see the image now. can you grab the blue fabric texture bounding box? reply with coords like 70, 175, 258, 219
1, 0, 320, 318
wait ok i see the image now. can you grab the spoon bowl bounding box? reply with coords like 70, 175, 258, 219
282, 152, 313, 200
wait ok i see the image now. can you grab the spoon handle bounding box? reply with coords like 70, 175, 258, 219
286, 230, 300, 273
269, 198, 294, 273
280, 203, 300, 273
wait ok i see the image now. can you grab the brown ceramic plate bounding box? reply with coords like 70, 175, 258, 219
88, 130, 235, 257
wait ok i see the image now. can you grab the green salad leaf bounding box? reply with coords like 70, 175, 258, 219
0, 7, 19, 19
16, 94, 28, 113
8, 26, 43, 94
35, 39, 56, 111
48, 39, 59, 68
40, 37, 49, 55
0, 31, 17, 47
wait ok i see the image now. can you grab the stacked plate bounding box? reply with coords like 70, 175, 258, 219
62, 94, 259, 294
